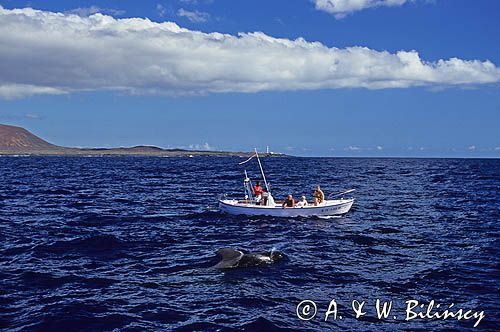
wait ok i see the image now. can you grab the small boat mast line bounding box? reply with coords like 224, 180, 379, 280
254, 148, 271, 195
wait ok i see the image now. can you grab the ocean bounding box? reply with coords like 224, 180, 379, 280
0, 156, 498, 331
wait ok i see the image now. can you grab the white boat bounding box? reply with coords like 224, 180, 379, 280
218, 150, 354, 217
219, 198, 354, 217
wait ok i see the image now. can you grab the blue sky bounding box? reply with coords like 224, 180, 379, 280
0, 0, 499, 157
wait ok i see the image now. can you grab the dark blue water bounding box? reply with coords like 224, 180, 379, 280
1, 157, 498, 331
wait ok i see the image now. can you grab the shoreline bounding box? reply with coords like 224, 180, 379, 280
0, 152, 497, 159
0, 148, 289, 158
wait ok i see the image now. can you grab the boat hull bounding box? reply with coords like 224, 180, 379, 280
219, 199, 354, 217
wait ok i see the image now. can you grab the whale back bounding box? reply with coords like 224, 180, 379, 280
214, 248, 244, 268
213, 248, 285, 269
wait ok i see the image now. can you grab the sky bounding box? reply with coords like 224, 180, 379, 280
0, 0, 499, 157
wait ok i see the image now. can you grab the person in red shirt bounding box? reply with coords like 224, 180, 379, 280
253, 181, 263, 204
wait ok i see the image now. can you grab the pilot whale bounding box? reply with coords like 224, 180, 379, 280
213, 248, 284, 269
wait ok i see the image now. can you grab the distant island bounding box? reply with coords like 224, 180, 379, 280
0, 124, 286, 157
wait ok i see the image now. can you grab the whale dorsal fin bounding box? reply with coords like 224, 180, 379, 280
214, 248, 244, 269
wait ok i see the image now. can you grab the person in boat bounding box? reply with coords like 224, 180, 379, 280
313, 197, 319, 206
262, 188, 269, 206
313, 185, 325, 204
282, 194, 295, 208
253, 181, 263, 204
295, 195, 308, 208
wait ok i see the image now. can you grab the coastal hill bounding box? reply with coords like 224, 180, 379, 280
0, 124, 284, 157
0, 124, 58, 150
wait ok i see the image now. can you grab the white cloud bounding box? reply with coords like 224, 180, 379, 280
314, 0, 411, 18
188, 142, 213, 150
0, 6, 499, 99
25, 113, 42, 119
0, 110, 44, 120
468, 145, 476, 151
177, 8, 210, 23
65, 6, 124, 17
156, 4, 167, 17
0, 84, 66, 99
343, 145, 383, 151
179, 0, 214, 4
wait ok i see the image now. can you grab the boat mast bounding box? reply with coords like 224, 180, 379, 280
255, 148, 271, 194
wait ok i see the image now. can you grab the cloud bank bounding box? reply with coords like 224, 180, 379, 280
314, 0, 410, 18
0, 6, 499, 99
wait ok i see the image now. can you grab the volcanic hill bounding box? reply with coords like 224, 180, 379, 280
0, 124, 59, 151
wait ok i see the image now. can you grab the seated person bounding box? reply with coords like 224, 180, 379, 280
253, 181, 263, 204
262, 188, 269, 206
313, 197, 319, 206
295, 196, 308, 208
282, 194, 295, 208
313, 185, 325, 204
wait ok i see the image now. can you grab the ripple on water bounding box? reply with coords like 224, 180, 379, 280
0, 157, 498, 331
